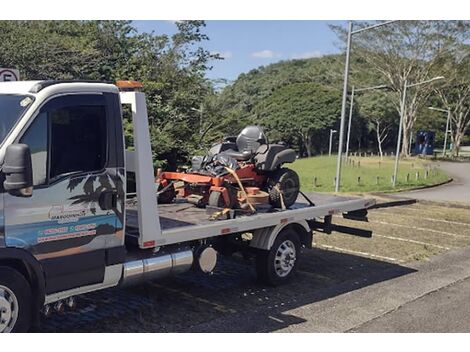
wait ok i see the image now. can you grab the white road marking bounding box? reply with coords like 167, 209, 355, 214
316, 244, 403, 263
369, 220, 469, 239
372, 210, 470, 227
373, 233, 451, 250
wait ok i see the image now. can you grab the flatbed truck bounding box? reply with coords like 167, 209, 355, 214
0, 80, 374, 332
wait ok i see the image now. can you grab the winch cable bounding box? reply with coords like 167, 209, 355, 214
224, 167, 256, 213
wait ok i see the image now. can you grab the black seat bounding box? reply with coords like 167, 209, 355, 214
222, 126, 268, 161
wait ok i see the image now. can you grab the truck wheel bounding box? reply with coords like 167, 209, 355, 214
256, 228, 301, 286
0, 267, 32, 333
267, 168, 300, 208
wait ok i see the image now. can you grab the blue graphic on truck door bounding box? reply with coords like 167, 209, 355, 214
2, 93, 126, 294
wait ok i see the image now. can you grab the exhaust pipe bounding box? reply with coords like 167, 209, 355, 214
121, 249, 193, 286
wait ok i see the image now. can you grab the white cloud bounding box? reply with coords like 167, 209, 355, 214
211, 51, 233, 59
251, 50, 282, 59
291, 50, 323, 59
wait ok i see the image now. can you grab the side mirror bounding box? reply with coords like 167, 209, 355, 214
3, 144, 33, 197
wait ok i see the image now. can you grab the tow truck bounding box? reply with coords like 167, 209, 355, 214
0, 80, 374, 332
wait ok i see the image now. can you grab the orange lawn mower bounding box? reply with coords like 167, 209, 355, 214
156, 126, 300, 212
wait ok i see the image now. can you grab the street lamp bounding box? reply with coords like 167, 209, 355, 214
392, 76, 445, 187
345, 84, 389, 159
428, 106, 451, 157
335, 20, 397, 192
191, 104, 203, 134
329, 129, 337, 156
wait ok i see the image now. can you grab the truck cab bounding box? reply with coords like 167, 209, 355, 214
0, 81, 374, 332
0, 81, 128, 332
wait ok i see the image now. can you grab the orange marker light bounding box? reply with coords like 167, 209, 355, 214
115, 80, 143, 90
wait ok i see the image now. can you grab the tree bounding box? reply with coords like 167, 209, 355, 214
0, 20, 219, 169
357, 92, 398, 159
331, 21, 470, 156
434, 46, 470, 156
254, 83, 342, 157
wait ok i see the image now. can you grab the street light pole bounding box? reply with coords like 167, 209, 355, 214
335, 20, 397, 193
444, 109, 451, 156
428, 106, 451, 157
345, 86, 355, 160
393, 80, 407, 187
345, 84, 389, 159
334, 21, 353, 192
392, 76, 445, 187
329, 129, 337, 156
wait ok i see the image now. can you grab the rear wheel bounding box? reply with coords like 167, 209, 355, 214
267, 168, 300, 208
0, 267, 32, 333
256, 228, 301, 286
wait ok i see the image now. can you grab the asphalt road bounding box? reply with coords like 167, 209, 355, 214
397, 161, 470, 203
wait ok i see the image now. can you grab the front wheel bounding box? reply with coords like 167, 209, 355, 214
256, 228, 301, 286
0, 267, 32, 333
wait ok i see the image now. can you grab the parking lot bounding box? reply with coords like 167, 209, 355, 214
40, 197, 470, 333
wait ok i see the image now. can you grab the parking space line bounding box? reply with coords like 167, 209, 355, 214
373, 233, 451, 250
371, 210, 470, 227
315, 244, 403, 263
369, 220, 469, 239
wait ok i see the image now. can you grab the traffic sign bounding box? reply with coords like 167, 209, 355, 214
0, 68, 20, 81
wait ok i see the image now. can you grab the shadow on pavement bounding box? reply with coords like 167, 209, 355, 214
40, 248, 415, 333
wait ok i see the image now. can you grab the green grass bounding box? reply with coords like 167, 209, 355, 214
290, 155, 449, 193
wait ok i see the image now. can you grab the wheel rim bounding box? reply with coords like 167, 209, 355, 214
274, 239, 297, 277
0, 285, 19, 333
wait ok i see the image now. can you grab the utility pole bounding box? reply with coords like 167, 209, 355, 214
329, 129, 337, 156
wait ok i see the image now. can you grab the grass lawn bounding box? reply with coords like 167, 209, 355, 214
290, 155, 449, 193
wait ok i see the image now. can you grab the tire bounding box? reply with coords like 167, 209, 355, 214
0, 267, 32, 333
208, 189, 235, 208
256, 228, 301, 286
157, 183, 176, 204
267, 168, 300, 208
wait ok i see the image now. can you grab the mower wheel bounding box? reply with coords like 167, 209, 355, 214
157, 183, 176, 204
208, 191, 231, 208
267, 168, 300, 208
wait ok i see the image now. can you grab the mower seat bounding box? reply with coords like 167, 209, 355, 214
222, 126, 268, 161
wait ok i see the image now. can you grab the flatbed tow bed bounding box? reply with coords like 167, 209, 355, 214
0, 80, 375, 332
126, 193, 374, 246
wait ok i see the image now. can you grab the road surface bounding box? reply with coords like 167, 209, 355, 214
397, 161, 470, 203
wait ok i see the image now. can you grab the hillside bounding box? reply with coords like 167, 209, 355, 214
209, 54, 381, 156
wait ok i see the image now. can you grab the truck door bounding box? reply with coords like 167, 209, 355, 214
3, 93, 126, 295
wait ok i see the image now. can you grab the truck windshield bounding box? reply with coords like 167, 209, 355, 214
0, 94, 33, 144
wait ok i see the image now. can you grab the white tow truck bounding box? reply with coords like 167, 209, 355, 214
0, 80, 374, 332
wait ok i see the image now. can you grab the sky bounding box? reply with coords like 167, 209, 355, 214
133, 20, 346, 82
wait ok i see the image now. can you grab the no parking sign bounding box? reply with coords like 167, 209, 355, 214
0, 68, 20, 81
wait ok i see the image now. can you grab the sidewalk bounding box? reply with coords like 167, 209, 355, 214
278, 246, 470, 332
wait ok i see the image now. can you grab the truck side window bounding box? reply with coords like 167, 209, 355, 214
19, 112, 48, 186
49, 105, 107, 180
